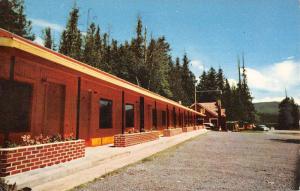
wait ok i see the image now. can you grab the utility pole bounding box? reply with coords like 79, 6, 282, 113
194, 86, 222, 111
194, 83, 197, 111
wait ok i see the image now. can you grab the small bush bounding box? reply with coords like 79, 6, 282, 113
0, 178, 17, 191
2, 132, 76, 148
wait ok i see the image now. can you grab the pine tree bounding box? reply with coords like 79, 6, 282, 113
197, 67, 218, 102
129, 17, 146, 86
59, 6, 82, 61
240, 57, 256, 122
83, 23, 96, 67
42, 27, 54, 50
291, 98, 300, 129
217, 68, 225, 92
278, 97, 294, 129
94, 25, 103, 69
222, 79, 233, 120
0, 0, 35, 40
181, 53, 195, 105
169, 57, 185, 102
117, 41, 134, 81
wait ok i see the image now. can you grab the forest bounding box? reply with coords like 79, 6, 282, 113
1, 1, 256, 123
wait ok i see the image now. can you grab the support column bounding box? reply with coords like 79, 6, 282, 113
75, 77, 81, 139
122, 91, 125, 134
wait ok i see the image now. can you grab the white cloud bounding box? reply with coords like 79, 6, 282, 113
191, 59, 204, 71
245, 57, 300, 104
246, 58, 300, 92
33, 36, 44, 46
30, 18, 64, 32
228, 78, 237, 87
190, 59, 205, 79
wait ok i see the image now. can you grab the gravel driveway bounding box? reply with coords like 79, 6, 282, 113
74, 131, 300, 191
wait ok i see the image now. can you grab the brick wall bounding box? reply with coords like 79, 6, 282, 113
183, 126, 194, 132
163, 128, 183, 137
0, 139, 85, 177
114, 131, 159, 147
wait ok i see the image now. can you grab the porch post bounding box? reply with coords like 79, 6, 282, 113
122, 91, 125, 134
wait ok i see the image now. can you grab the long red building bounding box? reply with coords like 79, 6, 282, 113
0, 29, 205, 146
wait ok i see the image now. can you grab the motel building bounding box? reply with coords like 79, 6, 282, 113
0, 28, 205, 177
190, 101, 226, 130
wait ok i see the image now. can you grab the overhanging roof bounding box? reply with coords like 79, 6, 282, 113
0, 28, 204, 116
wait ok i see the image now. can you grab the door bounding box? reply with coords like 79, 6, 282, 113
43, 82, 65, 136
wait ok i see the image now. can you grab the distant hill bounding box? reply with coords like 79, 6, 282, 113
254, 102, 279, 115
254, 101, 300, 115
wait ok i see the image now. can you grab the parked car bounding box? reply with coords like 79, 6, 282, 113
204, 123, 215, 129
255, 125, 270, 131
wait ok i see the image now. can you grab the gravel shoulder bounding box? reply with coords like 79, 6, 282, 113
73, 131, 300, 191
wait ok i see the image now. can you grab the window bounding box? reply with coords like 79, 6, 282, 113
173, 108, 176, 126
152, 109, 157, 127
125, 104, 134, 127
99, 99, 113, 128
0, 80, 32, 132
162, 111, 166, 126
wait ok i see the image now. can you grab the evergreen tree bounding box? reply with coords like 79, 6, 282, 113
169, 57, 185, 102
94, 26, 103, 69
146, 37, 172, 97
101, 32, 113, 73
222, 79, 233, 120
59, 6, 82, 61
129, 17, 146, 86
239, 57, 256, 122
42, 27, 54, 50
291, 98, 300, 129
181, 54, 195, 105
83, 23, 97, 67
0, 0, 35, 40
197, 67, 219, 102
117, 41, 134, 81
278, 97, 294, 129
217, 68, 225, 92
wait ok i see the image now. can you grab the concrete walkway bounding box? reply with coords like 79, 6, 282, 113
6, 129, 208, 191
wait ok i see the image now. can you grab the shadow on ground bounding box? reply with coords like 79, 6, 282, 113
269, 138, 300, 190
294, 155, 300, 190
269, 138, 300, 144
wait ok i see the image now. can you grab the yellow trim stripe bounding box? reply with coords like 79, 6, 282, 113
0, 35, 204, 116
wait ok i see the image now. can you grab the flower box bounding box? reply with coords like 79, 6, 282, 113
114, 131, 160, 147
0, 139, 85, 177
163, 128, 183, 137
183, 126, 194, 132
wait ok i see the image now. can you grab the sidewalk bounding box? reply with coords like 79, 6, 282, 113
6, 129, 208, 191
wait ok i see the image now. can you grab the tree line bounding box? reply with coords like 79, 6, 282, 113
45, 6, 197, 106
1, 1, 257, 123
278, 96, 299, 129
196, 55, 255, 123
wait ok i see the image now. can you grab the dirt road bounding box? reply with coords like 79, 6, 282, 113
74, 131, 300, 191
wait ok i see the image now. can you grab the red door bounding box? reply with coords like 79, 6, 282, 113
43, 82, 65, 136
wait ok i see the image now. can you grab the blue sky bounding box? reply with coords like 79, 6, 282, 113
24, 0, 300, 103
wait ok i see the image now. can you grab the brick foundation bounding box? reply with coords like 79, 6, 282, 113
183, 126, 194, 132
163, 128, 183, 137
114, 131, 159, 147
0, 140, 85, 177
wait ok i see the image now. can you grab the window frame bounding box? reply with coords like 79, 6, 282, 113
161, 110, 166, 127
0, 79, 33, 133
99, 98, 113, 129
125, 103, 134, 128
152, 108, 157, 128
